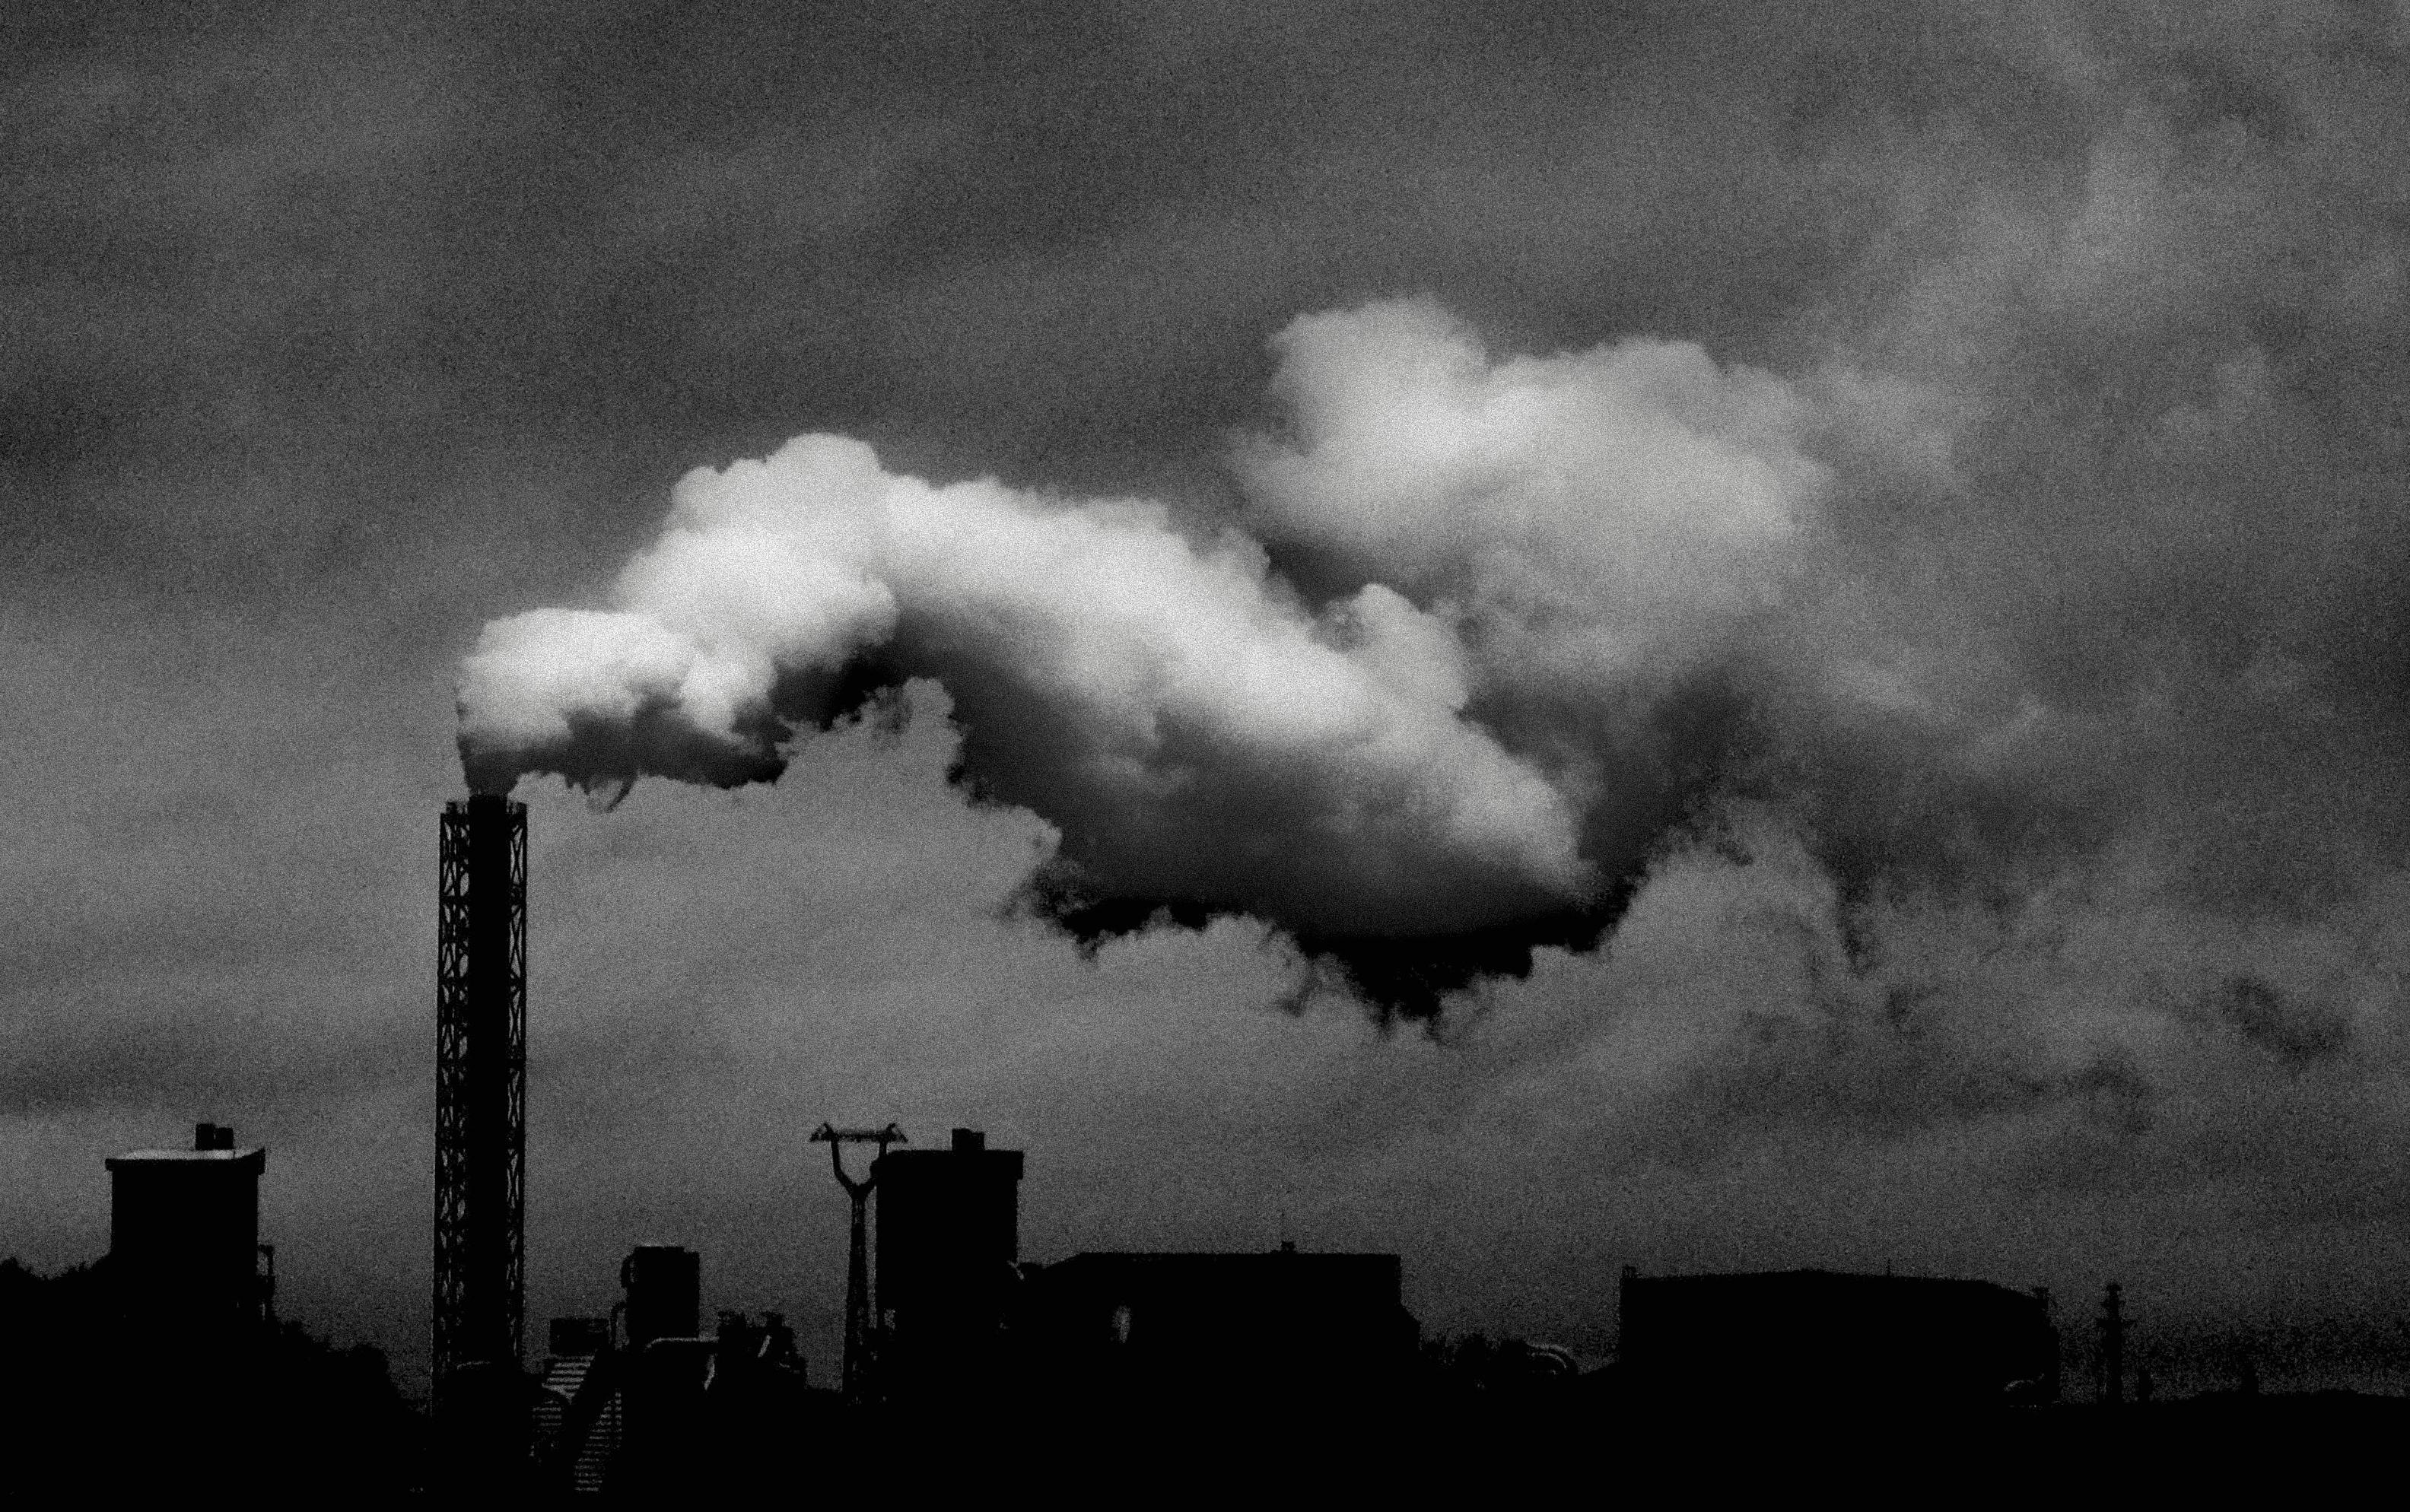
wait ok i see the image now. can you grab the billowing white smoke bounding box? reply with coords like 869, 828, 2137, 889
457, 299, 1826, 1000
1238, 300, 1820, 692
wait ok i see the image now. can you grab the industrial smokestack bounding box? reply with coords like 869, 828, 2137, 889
434, 794, 528, 1404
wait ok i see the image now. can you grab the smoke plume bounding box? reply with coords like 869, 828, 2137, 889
458, 300, 1833, 1012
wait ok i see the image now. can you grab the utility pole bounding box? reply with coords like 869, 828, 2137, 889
812, 1123, 905, 1404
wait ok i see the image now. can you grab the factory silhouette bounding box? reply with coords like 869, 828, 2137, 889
5, 795, 2399, 1492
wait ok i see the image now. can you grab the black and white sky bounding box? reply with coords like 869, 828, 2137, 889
10, 0, 2410, 1396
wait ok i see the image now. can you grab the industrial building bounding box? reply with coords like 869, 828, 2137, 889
105, 1121, 272, 1334
1613, 1267, 2060, 1408
528, 1244, 809, 1495
1021, 1245, 1420, 1406
0, 1124, 426, 1494
872, 1127, 1025, 1400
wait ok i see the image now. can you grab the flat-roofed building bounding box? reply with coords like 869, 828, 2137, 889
105, 1122, 269, 1334
873, 1128, 1024, 1397
1024, 1246, 1420, 1406
1614, 1268, 2058, 1408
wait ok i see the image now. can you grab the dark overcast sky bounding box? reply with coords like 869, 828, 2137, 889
9, 0, 2410, 1399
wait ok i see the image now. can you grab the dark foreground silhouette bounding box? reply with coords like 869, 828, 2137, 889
6, 1250, 2402, 1498
0, 1257, 423, 1496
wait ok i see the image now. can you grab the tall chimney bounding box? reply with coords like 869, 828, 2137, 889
2098, 1281, 2125, 1407
434, 794, 528, 1405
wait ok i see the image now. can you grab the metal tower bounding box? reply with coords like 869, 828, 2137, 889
434, 795, 528, 1403
811, 1123, 905, 1403
2097, 1280, 2125, 1407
